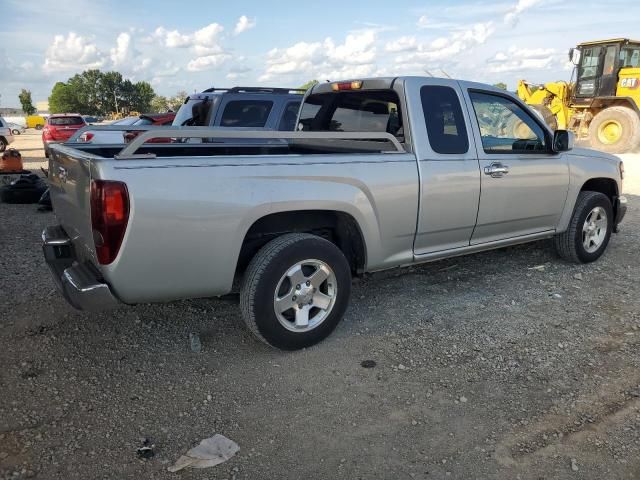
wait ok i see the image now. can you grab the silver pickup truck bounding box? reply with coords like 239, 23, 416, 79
43, 76, 627, 350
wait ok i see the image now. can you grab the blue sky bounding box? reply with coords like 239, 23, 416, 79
1, 0, 639, 107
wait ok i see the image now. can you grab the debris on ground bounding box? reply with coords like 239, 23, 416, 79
528, 264, 546, 271
360, 360, 376, 368
189, 332, 202, 353
168, 434, 239, 472
136, 438, 155, 459
571, 458, 579, 472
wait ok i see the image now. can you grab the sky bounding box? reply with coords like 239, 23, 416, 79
1, 0, 639, 108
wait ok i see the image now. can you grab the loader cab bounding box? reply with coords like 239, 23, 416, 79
572, 39, 640, 101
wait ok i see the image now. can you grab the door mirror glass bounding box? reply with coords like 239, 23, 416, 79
552, 129, 574, 152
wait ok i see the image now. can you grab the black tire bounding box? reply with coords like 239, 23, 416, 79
554, 191, 613, 263
35, 124, 43, 131
0, 138, 7, 153
11, 129, 21, 135
588, 106, 640, 154
531, 104, 558, 131
240, 233, 352, 350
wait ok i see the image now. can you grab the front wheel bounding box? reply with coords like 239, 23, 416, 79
0, 138, 7, 152
240, 233, 352, 350
11, 129, 21, 135
554, 191, 613, 263
35, 124, 43, 131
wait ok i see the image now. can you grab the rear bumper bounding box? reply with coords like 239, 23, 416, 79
614, 195, 627, 232
42, 225, 120, 311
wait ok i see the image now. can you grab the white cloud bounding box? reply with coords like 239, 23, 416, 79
395, 22, 495, 64
110, 32, 132, 67
417, 15, 429, 29
385, 36, 418, 53
504, 0, 544, 26
187, 53, 232, 72
260, 30, 378, 81
152, 23, 225, 52
487, 46, 557, 73
43, 32, 104, 72
234, 15, 256, 35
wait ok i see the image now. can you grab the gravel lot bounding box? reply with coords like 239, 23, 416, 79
1, 131, 640, 479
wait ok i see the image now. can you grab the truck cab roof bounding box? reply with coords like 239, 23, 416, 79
172, 86, 305, 130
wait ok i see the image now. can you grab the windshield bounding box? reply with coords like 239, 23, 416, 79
172, 97, 218, 126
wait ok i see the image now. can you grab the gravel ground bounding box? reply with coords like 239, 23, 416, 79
1, 131, 640, 479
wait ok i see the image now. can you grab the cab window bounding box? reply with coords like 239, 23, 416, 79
469, 91, 547, 153
620, 47, 640, 68
420, 85, 468, 154
220, 100, 273, 128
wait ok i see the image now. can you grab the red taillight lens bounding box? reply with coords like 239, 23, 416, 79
90, 180, 129, 265
42, 127, 53, 141
79, 132, 94, 142
331, 80, 363, 91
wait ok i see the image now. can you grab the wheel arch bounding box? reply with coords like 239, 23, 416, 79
590, 97, 640, 116
236, 209, 367, 278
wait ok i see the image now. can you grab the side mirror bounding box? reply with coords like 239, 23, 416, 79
552, 129, 574, 152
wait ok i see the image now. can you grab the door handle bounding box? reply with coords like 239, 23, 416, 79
484, 162, 509, 178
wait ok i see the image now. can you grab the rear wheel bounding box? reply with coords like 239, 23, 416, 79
554, 191, 613, 263
0, 138, 7, 153
588, 106, 640, 153
11, 129, 21, 135
240, 233, 352, 350
35, 124, 43, 131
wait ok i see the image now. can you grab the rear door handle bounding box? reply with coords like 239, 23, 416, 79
484, 162, 509, 178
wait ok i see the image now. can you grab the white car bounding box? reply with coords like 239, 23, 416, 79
0, 117, 15, 152
8, 122, 26, 135
77, 116, 138, 144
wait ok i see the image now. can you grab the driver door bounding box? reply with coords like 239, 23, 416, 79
464, 89, 570, 244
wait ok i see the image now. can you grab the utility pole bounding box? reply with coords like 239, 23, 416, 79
114, 89, 119, 115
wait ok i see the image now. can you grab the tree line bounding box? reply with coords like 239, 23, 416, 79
48, 70, 155, 116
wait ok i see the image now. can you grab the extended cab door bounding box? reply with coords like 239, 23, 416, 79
406, 78, 481, 255
463, 87, 569, 244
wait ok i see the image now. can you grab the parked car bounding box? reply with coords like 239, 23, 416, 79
77, 113, 176, 144
42, 114, 87, 157
172, 86, 303, 131
26, 115, 46, 130
0, 117, 15, 152
82, 116, 100, 124
43, 76, 626, 350
8, 122, 26, 135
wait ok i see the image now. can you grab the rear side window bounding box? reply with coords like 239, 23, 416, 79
173, 97, 216, 126
278, 101, 301, 131
420, 86, 468, 154
220, 100, 273, 128
49, 116, 84, 126
299, 90, 402, 137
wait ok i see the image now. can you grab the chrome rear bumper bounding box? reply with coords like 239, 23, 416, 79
42, 226, 120, 311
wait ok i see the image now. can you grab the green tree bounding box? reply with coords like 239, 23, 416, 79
49, 82, 81, 113
299, 80, 319, 91
132, 81, 155, 112
493, 82, 508, 91
168, 91, 188, 111
18, 89, 37, 115
151, 95, 169, 112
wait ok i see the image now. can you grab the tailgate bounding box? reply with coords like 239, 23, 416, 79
50, 125, 82, 142
48, 144, 97, 263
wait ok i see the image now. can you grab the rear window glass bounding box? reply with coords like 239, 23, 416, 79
173, 97, 216, 127
220, 100, 273, 128
298, 90, 402, 137
132, 117, 153, 126
49, 116, 85, 126
420, 86, 469, 154
278, 101, 301, 131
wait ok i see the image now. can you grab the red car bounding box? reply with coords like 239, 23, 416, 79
123, 113, 176, 143
42, 114, 87, 157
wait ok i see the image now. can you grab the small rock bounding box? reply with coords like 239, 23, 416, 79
573, 273, 583, 280
360, 360, 376, 369
571, 458, 579, 471
411, 420, 418, 426
398, 364, 407, 370
189, 333, 202, 353
459, 396, 468, 403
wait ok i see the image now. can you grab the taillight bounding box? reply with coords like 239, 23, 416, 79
331, 80, 363, 91
79, 132, 94, 142
90, 180, 129, 265
42, 127, 53, 141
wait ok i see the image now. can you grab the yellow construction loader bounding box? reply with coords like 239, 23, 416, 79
517, 38, 640, 153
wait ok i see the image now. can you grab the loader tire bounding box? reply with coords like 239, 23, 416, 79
531, 104, 558, 131
588, 106, 640, 154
